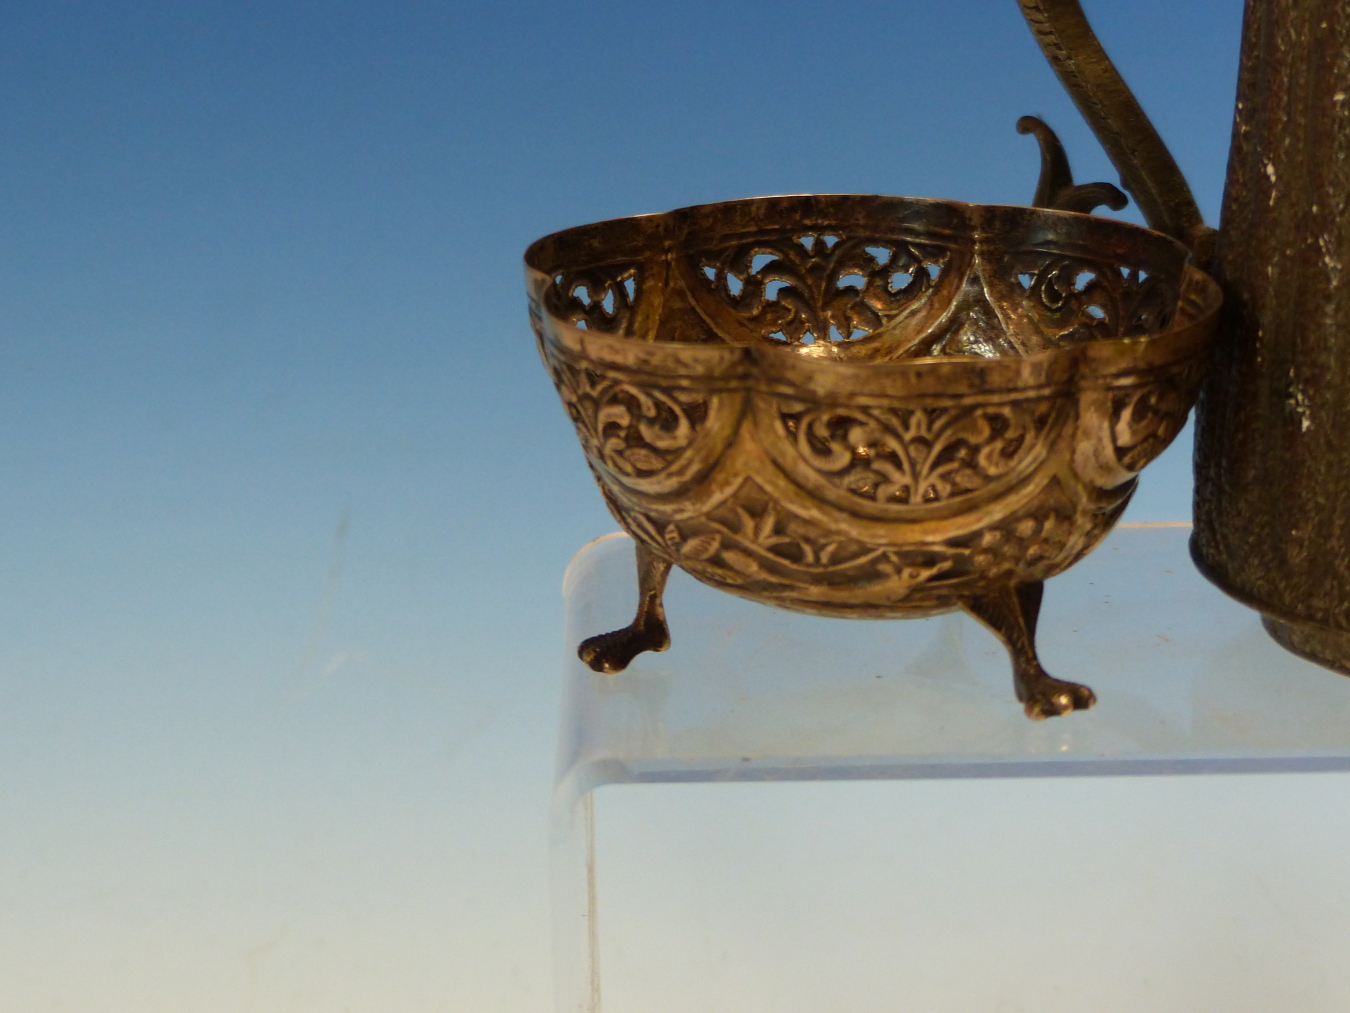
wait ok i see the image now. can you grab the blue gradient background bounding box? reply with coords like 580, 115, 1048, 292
0, 2, 1243, 1009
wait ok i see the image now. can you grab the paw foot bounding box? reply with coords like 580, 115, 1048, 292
578, 619, 670, 674
1018, 671, 1096, 720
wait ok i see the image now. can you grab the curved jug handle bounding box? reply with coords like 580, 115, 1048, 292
1018, 0, 1217, 264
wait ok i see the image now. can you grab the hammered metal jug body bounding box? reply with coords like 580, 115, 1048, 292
1014, 0, 1350, 676
1192, 0, 1350, 673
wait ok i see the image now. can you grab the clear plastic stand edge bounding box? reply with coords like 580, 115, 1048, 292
550, 525, 1350, 1013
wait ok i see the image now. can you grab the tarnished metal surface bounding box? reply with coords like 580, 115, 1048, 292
1017, 0, 1350, 675
1016, 0, 1216, 262
1191, 0, 1350, 674
528, 190, 1219, 718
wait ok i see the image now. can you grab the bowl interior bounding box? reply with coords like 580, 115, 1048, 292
526, 195, 1193, 363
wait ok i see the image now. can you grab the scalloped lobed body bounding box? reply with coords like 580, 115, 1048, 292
527, 195, 1220, 620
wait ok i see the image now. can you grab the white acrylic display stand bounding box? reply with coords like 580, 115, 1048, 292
552, 525, 1350, 1013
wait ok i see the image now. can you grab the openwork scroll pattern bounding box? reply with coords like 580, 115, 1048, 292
544, 265, 641, 334
693, 235, 949, 345
1012, 255, 1176, 345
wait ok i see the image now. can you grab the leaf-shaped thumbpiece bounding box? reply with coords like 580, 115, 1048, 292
1017, 115, 1127, 215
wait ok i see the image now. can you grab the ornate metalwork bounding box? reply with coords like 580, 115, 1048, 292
1017, 0, 1350, 678
528, 124, 1220, 719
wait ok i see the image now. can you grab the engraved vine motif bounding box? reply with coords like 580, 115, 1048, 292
778, 399, 1055, 505
956, 508, 1074, 580
1011, 255, 1176, 344
615, 478, 1082, 610
551, 360, 707, 479
544, 265, 641, 334
692, 235, 949, 346
620, 485, 956, 603
531, 196, 1217, 633
605, 463, 1110, 615
1110, 360, 1204, 473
